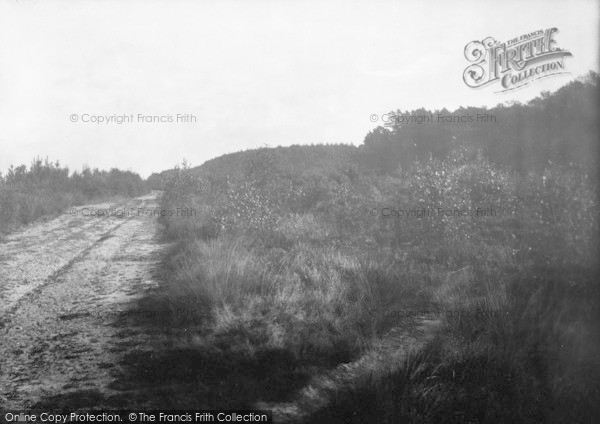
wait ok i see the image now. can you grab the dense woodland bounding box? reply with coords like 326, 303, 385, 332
363, 72, 599, 177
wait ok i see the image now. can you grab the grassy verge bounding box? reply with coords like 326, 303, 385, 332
154, 149, 598, 419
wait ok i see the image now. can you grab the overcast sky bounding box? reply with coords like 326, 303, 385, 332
0, 0, 598, 177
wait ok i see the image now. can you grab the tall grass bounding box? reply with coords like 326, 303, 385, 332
157, 148, 598, 420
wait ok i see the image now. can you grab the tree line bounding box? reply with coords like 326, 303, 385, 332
0, 157, 146, 233
362, 72, 599, 178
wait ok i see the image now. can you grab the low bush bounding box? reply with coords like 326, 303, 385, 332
0, 157, 147, 233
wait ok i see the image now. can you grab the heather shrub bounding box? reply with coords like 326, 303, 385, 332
157, 143, 598, 421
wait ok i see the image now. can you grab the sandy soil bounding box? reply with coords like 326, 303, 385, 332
0, 191, 168, 408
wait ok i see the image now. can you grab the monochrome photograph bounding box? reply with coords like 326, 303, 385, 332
0, 0, 599, 422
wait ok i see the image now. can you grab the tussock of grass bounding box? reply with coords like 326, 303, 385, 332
306, 265, 600, 423
161, 234, 386, 364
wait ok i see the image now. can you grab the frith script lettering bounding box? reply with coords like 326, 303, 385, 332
463, 28, 572, 92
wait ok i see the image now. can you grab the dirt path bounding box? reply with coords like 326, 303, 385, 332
257, 317, 442, 423
0, 191, 168, 408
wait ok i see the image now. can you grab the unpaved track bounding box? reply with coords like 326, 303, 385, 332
259, 318, 442, 423
0, 191, 167, 408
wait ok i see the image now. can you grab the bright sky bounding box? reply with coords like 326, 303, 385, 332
0, 0, 598, 177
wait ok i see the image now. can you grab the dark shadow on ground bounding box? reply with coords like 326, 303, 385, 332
33, 290, 331, 410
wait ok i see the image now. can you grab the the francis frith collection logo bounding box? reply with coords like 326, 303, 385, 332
463, 28, 572, 92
